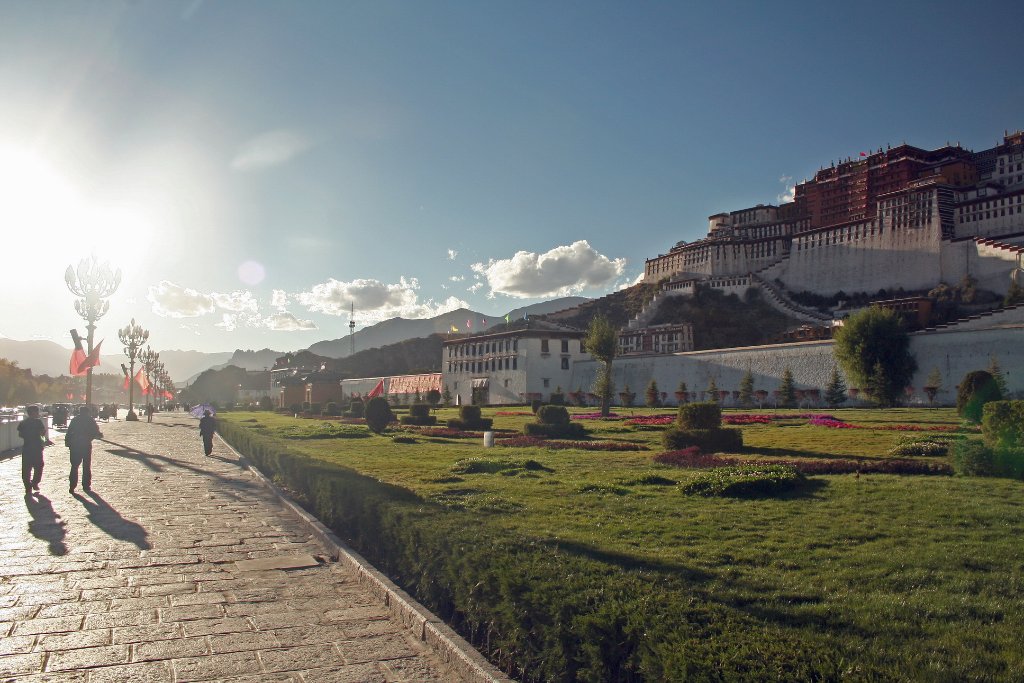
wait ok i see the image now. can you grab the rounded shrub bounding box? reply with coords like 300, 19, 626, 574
536, 405, 570, 425
957, 370, 1002, 423
325, 401, 340, 416
460, 405, 482, 423
982, 400, 1024, 450
952, 439, 996, 476
663, 427, 743, 453
364, 396, 393, 434
410, 403, 431, 419
677, 402, 722, 430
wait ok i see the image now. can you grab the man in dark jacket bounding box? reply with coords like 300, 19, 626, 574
17, 405, 50, 495
66, 405, 103, 494
199, 410, 216, 456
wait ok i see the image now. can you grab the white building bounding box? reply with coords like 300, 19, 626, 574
441, 326, 588, 405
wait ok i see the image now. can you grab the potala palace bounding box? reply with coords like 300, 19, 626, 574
279, 130, 1024, 408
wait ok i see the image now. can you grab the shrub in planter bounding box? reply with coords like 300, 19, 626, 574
364, 396, 393, 434
324, 402, 340, 417
677, 402, 722, 430
289, 403, 302, 414
662, 427, 743, 453
982, 400, 1024, 450
957, 370, 1002, 423
448, 404, 493, 430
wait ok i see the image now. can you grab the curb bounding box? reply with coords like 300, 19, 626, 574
216, 435, 514, 683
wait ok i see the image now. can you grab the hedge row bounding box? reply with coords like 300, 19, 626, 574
218, 420, 857, 682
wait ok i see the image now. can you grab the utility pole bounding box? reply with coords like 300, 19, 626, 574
349, 302, 356, 357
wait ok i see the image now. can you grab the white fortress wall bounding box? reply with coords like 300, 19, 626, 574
569, 314, 1024, 406
777, 217, 944, 295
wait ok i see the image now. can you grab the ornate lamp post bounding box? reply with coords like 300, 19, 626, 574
65, 257, 122, 406
140, 346, 159, 414
118, 319, 149, 421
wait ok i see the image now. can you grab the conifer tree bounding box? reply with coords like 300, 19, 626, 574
645, 379, 661, 408
676, 380, 688, 404
923, 368, 942, 405
738, 368, 755, 408
706, 377, 719, 403
778, 368, 797, 408
987, 354, 1009, 397
825, 367, 847, 408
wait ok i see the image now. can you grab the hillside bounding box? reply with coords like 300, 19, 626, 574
540, 282, 661, 329
308, 297, 589, 358
329, 335, 444, 377
649, 286, 800, 349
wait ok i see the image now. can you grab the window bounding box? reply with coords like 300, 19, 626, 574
561, 339, 569, 353
512, 357, 518, 370
561, 357, 569, 370
542, 378, 550, 388
541, 339, 549, 353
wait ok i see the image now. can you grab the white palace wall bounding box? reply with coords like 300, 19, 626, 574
569, 310, 1024, 407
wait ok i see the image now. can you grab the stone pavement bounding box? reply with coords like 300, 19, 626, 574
0, 413, 474, 682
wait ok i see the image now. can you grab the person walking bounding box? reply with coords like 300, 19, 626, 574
199, 409, 217, 456
66, 405, 103, 494
145, 403, 155, 423
17, 405, 51, 495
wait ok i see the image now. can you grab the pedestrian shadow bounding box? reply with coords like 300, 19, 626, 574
24, 494, 68, 556
73, 490, 151, 550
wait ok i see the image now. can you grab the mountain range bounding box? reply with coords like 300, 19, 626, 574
0, 296, 590, 382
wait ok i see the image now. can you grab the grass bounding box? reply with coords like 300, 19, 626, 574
219, 405, 1024, 681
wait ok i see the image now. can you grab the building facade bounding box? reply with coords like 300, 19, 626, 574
441, 327, 588, 405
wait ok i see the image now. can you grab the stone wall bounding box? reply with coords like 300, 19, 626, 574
569, 309, 1024, 407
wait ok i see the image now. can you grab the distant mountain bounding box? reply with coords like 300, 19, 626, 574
307, 297, 591, 359
159, 349, 234, 382
181, 348, 284, 385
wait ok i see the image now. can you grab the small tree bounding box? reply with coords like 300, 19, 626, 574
778, 368, 797, 408
1004, 279, 1024, 307
738, 369, 754, 408
619, 384, 636, 407
923, 368, 942, 406
442, 384, 452, 407
824, 367, 847, 408
645, 379, 661, 408
425, 389, 442, 408
675, 381, 688, 405
364, 396, 393, 433
585, 314, 618, 417
706, 377, 719, 403
987, 354, 1009, 397
834, 307, 917, 408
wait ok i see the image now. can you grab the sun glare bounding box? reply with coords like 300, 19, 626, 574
0, 145, 155, 279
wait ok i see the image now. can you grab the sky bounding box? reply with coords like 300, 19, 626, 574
1, 0, 1023, 354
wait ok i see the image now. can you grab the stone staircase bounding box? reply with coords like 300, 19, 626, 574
748, 273, 834, 324
919, 302, 1024, 333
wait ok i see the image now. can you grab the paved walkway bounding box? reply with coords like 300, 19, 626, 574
0, 413, 465, 682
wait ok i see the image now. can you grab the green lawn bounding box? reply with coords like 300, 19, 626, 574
219, 406, 1024, 682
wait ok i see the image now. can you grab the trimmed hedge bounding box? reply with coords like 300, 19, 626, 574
400, 402, 437, 426
677, 401, 721, 430
662, 426, 743, 453
536, 404, 570, 425
524, 422, 588, 439
982, 400, 1024, 449
447, 417, 494, 431
952, 438, 1024, 479
957, 370, 1002, 423
681, 464, 804, 497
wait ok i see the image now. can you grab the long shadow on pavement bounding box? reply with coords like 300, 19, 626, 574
73, 490, 151, 550
24, 493, 68, 556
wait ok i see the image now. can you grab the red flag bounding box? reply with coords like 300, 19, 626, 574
121, 364, 131, 390
77, 339, 103, 373
367, 379, 385, 398
859, 151, 867, 157
135, 368, 150, 395
69, 329, 87, 376
163, 390, 174, 400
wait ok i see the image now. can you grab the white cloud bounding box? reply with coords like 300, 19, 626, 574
265, 312, 318, 331
778, 174, 795, 203
468, 282, 484, 293
230, 129, 312, 171
447, 249, 458, 260
471, 240, 626, 298
215, 313, 241, 332
147, 281, 217, 318
211, 290, 258, 313
449, 275, 465, 282
296, 277, 467, 323
271, 289, 289, 309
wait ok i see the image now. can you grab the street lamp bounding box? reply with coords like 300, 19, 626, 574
118, 318, 149, 421
65, 257, 122, 406
140, 346, 159, 416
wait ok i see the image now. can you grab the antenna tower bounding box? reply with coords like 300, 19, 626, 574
349, 302, 356, 356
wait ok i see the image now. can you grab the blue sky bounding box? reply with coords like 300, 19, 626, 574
1, 0, 1022, 353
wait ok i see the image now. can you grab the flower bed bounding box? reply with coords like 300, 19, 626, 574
571, 412, 622, 420
625, 415, 675, 426
494, 411, 534, 416
498, 435, 648, 451
722, 414, 774, 425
